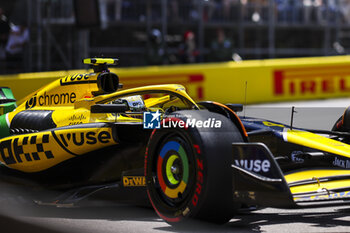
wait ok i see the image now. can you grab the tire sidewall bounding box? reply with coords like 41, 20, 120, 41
145, 124, 205, 222
145, 110, 243, 224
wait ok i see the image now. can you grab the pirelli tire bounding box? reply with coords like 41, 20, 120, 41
145, 110, 244, 224
332, 108, 350, 132
331, 116, 343, 131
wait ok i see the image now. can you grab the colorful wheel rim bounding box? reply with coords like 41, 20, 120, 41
157, 140, 189, 199
165, 154, 181, 186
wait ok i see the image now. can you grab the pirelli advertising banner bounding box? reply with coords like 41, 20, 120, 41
2, 55, 350, 104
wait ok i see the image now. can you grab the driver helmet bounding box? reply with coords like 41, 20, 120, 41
113, 95, 146, 112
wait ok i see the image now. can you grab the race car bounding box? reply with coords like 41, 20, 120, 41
1, 58, 350, 225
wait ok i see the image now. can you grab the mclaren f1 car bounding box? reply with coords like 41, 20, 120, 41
1, 58, 350, 225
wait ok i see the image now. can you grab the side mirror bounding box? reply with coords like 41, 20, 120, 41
91, 104, 128, 113
92, 72, 120, 96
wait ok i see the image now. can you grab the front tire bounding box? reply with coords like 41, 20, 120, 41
145, 110, 243, 224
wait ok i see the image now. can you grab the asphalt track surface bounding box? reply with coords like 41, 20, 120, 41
2, 98, 350, 233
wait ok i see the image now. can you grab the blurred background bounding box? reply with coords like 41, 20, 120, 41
0, 0, 350, 74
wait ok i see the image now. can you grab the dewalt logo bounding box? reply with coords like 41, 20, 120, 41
123, 176, 146, 187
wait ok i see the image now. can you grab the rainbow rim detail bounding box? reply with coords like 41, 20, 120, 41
157, 140, 189, 199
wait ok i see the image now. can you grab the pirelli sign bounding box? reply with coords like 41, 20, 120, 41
274, 65, 350, 96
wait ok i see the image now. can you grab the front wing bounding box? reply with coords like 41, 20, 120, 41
232, 143, 350, 208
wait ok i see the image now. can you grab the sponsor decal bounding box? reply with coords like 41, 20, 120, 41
192, 158, 204, 207
60, 73, 94, 85
295, 190, 350, 202
263, 121, 285, 128
274, 66, 350, 96
123, 176, 146, 187
0, 128, 116, 172
143, 111, 222, 129
37, 92, 76, 106
291, 151, 305, 163
0, 134, 53, 165
56, 131, 112, 147
25, 92, 76, 109
51, 129, 114, 157
68, 114, 87, 126
25, 94, 37, 109
234, 159, 271, 173
333, 156, 350, 169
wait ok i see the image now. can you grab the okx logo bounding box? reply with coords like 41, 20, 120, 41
143, 110, 161, 129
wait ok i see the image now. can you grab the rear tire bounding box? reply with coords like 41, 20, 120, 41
332, 116, 343, 131
145, 110, 243, 224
